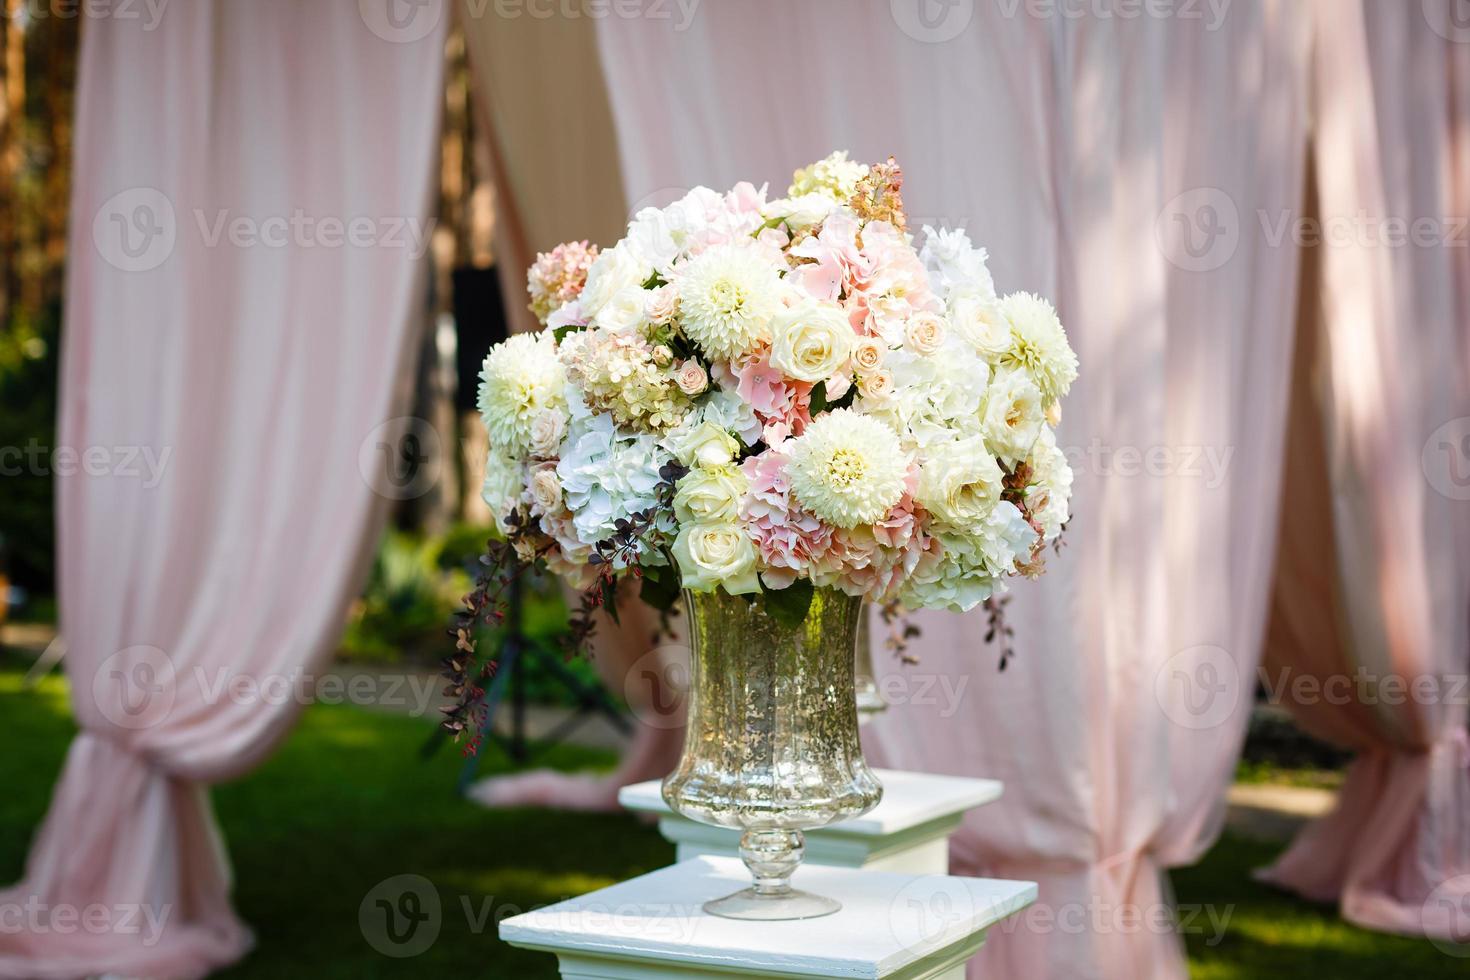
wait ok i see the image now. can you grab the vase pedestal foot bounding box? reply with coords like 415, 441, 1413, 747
701, 829, 839, 920
703, 887, 840, 920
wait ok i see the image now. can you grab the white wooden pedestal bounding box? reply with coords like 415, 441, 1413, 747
499, 856, 1036, 980
618, 770, 1002, 875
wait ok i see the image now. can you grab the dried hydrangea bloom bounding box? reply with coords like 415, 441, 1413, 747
526, 240, 600, 324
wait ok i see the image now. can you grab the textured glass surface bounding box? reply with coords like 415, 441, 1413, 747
854, 606, 888, 720
663, 588, 884, 833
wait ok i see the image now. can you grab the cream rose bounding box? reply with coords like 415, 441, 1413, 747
669, 420, 740, 468
915, 437, 1004, 528
645, 284, 679, 325
528, 409, 567, 458
769, 301, 855, 383
858, 367, 895, 400
672, 522, 760, 595
528, 464, 563, 514
674, 360, 709, 396
851, 337, 885, 376
904, 312, 947, 355
673, 464, 747, 524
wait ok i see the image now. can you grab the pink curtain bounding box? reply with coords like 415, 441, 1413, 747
0, 5, 446, 978
597, 3, 1310, 976
1256, 1, 1470, 938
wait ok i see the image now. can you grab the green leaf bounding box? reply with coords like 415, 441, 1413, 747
639, 564, 681, 612
808, 381, 829, 416
762, 579, 814, 629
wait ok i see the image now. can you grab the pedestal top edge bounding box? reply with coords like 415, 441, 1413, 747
498, 856, 1037, 979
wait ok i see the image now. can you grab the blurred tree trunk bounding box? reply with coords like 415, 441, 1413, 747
0, 0, 23, 324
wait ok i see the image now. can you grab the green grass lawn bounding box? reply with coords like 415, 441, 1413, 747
2, 651, 1464, 978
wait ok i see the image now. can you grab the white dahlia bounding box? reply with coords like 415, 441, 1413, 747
997, 291, 1078, 406
477, 332, 566, 456
675, 244, 784, 361
787, 409, 907, 529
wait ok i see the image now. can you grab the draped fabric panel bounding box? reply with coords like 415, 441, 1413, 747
458, 0, 629, 337
596, 3, 1310, 976
0, 5, 446, 977
1257, 0, 1470, 939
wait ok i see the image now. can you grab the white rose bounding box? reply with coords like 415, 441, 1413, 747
762, 192, 840, 229
981, 367, 1045, 465
949, 290, 1011, 361
904, 312, 947, 355
528, 409, 567, 458
675, 360, 709, 395
579, 244, 646, 319
528, 464, 563, 514
770, 301, 855, 383
824, 372, 852, 400
673, 522, 761, 595
673, 464, 747, 524
593, 285, 648, 332
669, 420, 739, 468
916, 437, 1003, 527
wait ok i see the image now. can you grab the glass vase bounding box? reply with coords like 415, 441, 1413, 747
854, 605, 889, 721
662, 587, 884, 920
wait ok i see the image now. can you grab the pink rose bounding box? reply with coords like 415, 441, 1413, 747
675, 360, 709, 395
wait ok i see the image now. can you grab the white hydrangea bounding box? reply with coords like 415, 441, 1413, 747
787, 409, 908, 529
789, 150, 869, 202
920, 225, 996, 302
1025, 426, 1073, 542
861, 341, 990, 452
625, 187, 724, 272
674, 243, 784, 361
556, 412, 670, 557
996, 291, 1078, 407
477, 332, 566, 456
691, 384, 763, 446
899, 502, 1038, 612
981, 366, 1045, 466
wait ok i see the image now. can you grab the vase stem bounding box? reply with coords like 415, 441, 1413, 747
741, 829, 803, 897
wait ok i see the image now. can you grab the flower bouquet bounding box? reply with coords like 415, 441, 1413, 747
450, 152, 1076, 918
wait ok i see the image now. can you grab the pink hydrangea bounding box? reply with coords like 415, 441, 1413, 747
813, 466, 940, 601
725, 350, 813, 443
739, 448, 833, 589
